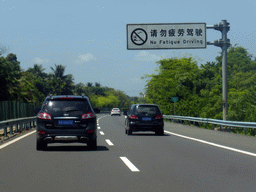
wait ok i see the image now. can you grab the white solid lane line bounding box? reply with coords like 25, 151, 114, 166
105, 139, 114, 146
99, 131, 105, 135
120, 157, 140, 172
164, 130, 256, 157
0, 130, 36, 150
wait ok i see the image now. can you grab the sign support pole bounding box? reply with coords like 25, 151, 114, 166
207, 20, 230, 120
174, 102, 175, 116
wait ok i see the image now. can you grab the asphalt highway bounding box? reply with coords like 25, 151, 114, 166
1, 114, 256, 192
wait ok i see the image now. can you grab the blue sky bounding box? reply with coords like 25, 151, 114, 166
1, 0, 256, 97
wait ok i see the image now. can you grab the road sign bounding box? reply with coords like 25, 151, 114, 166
171, 97, 179, 102
127, 23, 206, 50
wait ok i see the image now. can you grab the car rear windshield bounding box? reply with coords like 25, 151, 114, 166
42, 99, 91, 113
133, 105, 161, 115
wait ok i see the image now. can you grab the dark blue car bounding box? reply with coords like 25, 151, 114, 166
124, 104, 164, 135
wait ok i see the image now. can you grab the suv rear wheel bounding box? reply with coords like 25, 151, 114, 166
87, 138, 97, 150
155, 128, 164, 136
127, 129, 132, 135
36, 141, 47, 150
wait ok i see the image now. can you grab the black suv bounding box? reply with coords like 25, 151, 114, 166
124, 104, 164, 135
34, 95, 98, 150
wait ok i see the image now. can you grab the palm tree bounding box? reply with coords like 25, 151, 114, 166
87, 82, 93, 87
75, 83, 85, 95
49, 64, 74, 95
50, 64, 67, 80
95, 82, 101, 87
27, 64, 47, 79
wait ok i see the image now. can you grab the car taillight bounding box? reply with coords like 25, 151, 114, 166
38, 130, 46, 134
130, 115, 138, 119
81, 112, 95, 119
155, 115, 163, 119
37, 112, 52, 120
88, 130, 95, 133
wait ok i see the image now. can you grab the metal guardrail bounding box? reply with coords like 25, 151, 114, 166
2, 114, 255, 139
163, 115, 256, 135
0, 112, 110, 139
0, 116, 37, 138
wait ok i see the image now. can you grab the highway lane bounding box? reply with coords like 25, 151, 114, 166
99, 115, 256, 191
0, 114, 256, 191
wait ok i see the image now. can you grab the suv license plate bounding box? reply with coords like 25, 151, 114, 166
142, 117, 152, 121
58, 120, 73, 125
55, 136, 78, 141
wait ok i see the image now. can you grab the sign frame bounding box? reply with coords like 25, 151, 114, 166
127, 23, 206, 50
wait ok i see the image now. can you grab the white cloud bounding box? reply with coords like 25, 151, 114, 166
33, 57, 49, 64
134, 51, 162, 62
75, 53, 96, 63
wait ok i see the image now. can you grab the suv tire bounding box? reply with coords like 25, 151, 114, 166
36, 141, 47, 150
88, 138, 97, 150
155, 128, 164, 136
127, 129, 132, 135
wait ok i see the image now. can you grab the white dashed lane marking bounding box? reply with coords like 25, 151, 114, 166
99, 131, 105, 135
105, 139, 114, 146
120, 157, 140, 172
98, 115, 139, 172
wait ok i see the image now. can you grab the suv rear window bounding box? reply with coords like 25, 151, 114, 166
133, 105, 161, 115
42, 99, 90, 113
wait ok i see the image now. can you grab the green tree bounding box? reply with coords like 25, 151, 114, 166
74, 83, 86, 95
92, 94, 120, 109
27, 64, 48, 79
95, 82, 101, 87
9, 72, 45, 103
87, 82, 93, 87
143, 45, 256, 124
26, 64, 51, 98
143, 57, 200, 116
49, 64, 74, 95
0, 54, 21, 101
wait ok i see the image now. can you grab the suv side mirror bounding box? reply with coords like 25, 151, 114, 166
94, 108, 100, 113
34, 108, 41, 115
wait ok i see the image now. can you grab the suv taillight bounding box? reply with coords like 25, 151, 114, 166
37, 112, 52, 120
130, 115, 138, 119
155, 115, 163, 119
81, 112, 95, 119
38, 130, 46, 134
